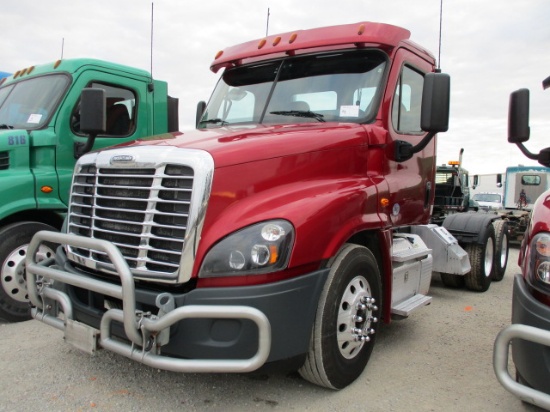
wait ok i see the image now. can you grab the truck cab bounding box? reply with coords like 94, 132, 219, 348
26, 22, 452, 390
494, 76, 550, 409
0, 59, 178, 321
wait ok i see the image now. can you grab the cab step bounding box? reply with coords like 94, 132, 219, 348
391, 294, 432, 317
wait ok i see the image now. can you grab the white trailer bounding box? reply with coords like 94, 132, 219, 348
471, 173, 503, 195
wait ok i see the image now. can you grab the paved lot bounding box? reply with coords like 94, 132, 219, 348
0, 245, 544, 411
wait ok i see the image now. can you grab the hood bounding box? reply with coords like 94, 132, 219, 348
125, 123, 372, 168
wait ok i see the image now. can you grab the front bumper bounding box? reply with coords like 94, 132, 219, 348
493, 274, 550, 409
510, 274, 550, 393
26, 231, 328, 373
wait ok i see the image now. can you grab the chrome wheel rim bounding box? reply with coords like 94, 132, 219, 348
1, 244, 54, 303
337, 275, 377, 360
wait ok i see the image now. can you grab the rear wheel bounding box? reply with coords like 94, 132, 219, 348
298, 244, 381, 389
0, 222, 57, 322
464, 224, 495, 292
491, 219, 509, 281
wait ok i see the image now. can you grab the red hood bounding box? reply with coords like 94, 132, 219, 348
127, 123, 379, 168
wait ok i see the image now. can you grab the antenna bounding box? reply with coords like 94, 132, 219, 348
61, 38, 64, 59
150, 2, 154, 81
149, 3, 155, 132
266, 8, 270, 36
437, 0, 443, 71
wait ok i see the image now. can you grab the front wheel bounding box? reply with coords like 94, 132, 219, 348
298, 244, 382, 389
464, 224, 495, 292
0, 222, 57, 322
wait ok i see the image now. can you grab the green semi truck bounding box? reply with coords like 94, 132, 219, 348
0, 58, 178, 321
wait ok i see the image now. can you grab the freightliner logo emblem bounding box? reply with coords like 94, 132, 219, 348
110, 154, 135, 165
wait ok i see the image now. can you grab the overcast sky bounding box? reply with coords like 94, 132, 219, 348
3, 0, 550, 174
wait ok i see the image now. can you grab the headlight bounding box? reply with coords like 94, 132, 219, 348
199, 220, 294, 278
529, 233, 550, 289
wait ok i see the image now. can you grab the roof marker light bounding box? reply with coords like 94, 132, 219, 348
358, 24, 366, 35
258, 39, 267, 49
289, 33, 298, 44
272, 36, 281, 46
53, 60, 62, 69
215, 50, 223, 60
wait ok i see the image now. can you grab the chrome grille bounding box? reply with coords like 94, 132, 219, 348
66, 147, 214, 283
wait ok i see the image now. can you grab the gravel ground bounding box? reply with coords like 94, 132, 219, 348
0, 245, 544, 411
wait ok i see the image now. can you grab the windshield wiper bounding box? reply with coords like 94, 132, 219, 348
0, 124, 13, 129
199, 118, 229, 126
270, 110, 325, 122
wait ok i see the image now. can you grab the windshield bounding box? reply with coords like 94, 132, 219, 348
199, 49, 387, 128
473, 193, 502, 203
0, 73, 70, 130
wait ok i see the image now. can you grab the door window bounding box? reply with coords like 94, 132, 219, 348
392, 66, 424, 134
72, 82, 136, 136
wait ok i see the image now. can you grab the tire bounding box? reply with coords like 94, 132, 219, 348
491, 220, 509, 282
0, 222, 57, 322
464, 224, 495, 292
298, 244, 382, 389
440, 272, 465, 288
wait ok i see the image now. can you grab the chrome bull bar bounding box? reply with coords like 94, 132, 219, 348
493, 324, 550, 410
26, 231, 272, 373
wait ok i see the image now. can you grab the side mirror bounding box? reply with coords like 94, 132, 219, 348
473, 175, 479, 189
80, 88, 106, 136
496, 173, 502, 188
421, 72, 450, 133
395, 72, 450, 162
196, 101, 207, 129
74, 88, 106, 158
508, 88, 530, 143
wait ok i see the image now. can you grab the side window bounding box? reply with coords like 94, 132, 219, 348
392, 66, 424, 134
72, 82, 136, 136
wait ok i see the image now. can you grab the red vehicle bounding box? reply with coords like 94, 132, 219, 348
26, 22, 458, 389
494, 77, 550, 408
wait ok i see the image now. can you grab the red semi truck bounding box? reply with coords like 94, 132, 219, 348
494, 77, 550, 408
26, 22, 465, 389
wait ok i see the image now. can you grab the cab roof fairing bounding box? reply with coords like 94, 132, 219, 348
210, 22, 412, 73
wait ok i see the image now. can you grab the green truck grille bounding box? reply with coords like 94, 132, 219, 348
0, 151, 9, 169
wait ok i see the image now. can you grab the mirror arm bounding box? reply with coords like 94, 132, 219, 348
74, 134, 97, 159
515, 142, 539, 161
395, 131, 436, 162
